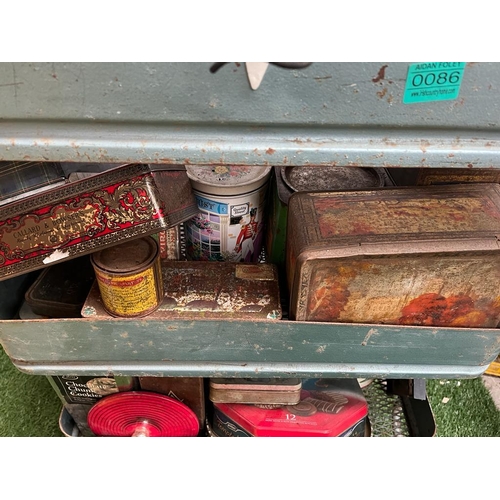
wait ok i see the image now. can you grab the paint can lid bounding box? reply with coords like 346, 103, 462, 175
186, 165, 272, 195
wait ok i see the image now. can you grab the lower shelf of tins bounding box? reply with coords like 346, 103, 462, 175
59, 379, 436, 438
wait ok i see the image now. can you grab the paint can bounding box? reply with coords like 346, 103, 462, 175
90, 236, 163, 318
184, 165, 272, 262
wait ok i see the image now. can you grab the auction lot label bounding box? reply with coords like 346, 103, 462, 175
403, 62, 465, 104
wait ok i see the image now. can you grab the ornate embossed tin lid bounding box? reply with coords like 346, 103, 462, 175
186, 165, 272, 195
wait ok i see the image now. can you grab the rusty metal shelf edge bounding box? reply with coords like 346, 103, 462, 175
1, 121, 500, 168
8, 359, 488, 380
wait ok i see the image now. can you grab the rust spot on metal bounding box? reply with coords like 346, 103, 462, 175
376, 87, 387, 99
448, 153, 455, 158
201, 148, 206, 153
485, 142, 494, 147
467, 163, 474, 168
182, 145, 188, 150
253, 148, 262, 156
420, 140, 430, 153
235, 62, 241, 68
382, 137, 398, 147
372, 65, 388, 83
466, 62, 478, 67
266, 148, 276, 155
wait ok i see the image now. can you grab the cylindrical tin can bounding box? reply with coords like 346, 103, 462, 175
90, 236, 163, 318
184, 165, 272, 262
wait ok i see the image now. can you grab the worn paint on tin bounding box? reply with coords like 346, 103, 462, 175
90, 236, 163, 318
82, 261, 281, 321
287, 184, 500, 327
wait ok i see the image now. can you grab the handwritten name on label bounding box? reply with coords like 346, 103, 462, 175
403, 62, 466, 104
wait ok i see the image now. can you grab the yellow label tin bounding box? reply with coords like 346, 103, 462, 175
90, 236, 163, 318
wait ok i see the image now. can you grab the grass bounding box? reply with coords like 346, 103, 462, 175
426, 378, 500, 437
1, 343, 499, 437
0, 345, 63, 437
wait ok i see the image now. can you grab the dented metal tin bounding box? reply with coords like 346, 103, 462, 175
90, 236, 163, 318
287, 183, 500, 327
0, 164, 198, 282
82, 261, 282, 321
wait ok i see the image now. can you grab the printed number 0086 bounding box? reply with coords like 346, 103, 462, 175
412, 71, 461, 87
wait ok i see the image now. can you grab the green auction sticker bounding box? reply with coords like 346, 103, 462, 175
403, 62, 465, 104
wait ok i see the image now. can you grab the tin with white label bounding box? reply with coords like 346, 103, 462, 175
90, 236, 163, 318
185, 165, 272, 262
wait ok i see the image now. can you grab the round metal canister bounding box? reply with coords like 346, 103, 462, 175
90, 236, 163, 318
184, 165, 272, 263
280, 165, 385, 197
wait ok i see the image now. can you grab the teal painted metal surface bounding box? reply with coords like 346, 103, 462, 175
0, 62, 499, 167
0, 318, 498, 379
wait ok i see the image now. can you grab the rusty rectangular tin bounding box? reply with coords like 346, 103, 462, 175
417, 168, 500, 186
0, 163, 198, 282
138, 377, 206, 429
388, 168, 500, 187
82, 261, 282, 321
209, 378, 302, 405
287, 183, 500, 327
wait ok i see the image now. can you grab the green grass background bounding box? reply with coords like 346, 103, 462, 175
0, 344, 499, 437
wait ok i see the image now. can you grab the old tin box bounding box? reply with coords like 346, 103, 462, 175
209, 378, 302, 405
24, 255, 95, 318
388, 168, 500, 187
0, 163, 197, 282
211, 378, 368, 437
82, 261, 282, 321
287, 183, 500, 327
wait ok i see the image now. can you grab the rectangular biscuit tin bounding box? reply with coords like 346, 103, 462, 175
209, 378, 302, 405
47, 375, 137, 405
82, 261, 282, 321
0, 164, 198, 282
211, 378, 368, 437
287, 184, 500, 327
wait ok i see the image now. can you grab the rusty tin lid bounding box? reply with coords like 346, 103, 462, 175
91, 236, 158, 274
281, 165, 385, 193
186, 165, 272, 195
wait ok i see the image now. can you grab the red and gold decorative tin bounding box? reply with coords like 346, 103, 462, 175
0, 164, 198, 282
90, 236, 163, 318
286, 183, 500, 327
211, 378, 368, 437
